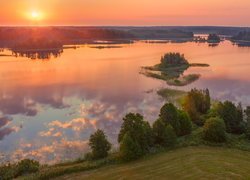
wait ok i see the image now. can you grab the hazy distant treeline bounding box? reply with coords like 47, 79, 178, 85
0, 27, 195, 47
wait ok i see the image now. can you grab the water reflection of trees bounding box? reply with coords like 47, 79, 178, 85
12, 49, 63, 60
10, 38, 64, 60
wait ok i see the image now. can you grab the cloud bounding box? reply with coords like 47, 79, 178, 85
0, 116, 12, 128
10, 139, 89, 164
0, 116, 20, 140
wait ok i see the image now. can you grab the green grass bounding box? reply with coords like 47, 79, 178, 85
57, 146, 250, 180
19, 129, 250, 180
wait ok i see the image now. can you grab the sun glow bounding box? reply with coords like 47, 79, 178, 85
31, 11, 39, 18
29, 11, 43, 21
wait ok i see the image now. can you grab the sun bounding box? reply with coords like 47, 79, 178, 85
30, 11, 42, 20
31, 11, 39, 18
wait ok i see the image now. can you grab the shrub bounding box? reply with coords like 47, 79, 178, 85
164, 125, 177, 146
160, 103, 180, 135
0, 163, 17, 180
203, 117, 226, 143
89, 129, 111, 160
178, 110, 192, 136
152, 118, 177, 147
0, 159, 40, 179
118, 113, 153, 153
16, 159, 40, 175
119, 133, 142, 161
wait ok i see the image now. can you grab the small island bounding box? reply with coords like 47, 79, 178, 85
207, 34, 221, 43
231, 31, 250, 46
142, 53, 209, 86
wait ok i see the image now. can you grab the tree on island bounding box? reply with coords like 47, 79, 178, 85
207, 34, 220, 43
160, 53, 188, 68
232, 31, 250, 41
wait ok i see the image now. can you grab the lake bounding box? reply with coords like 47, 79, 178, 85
0, 40, 250, 164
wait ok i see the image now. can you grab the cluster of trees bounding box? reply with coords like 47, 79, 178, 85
207, 34, 221, 43
0, 27, 134, 45
183, 89, 250, 142
128, 29, 194, 39
88, 103, 192, 161
88, 88, 250, 161
232, 31, 250, 41
160, 53, 189, 68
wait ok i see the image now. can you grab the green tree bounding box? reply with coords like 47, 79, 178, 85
160, 52, 188, 68
119, 133, 142, 161
152, 118, 177, 147
216, 101, 244, 134
89, 129, 111, 159
160, 103, 180, 135
182, 89, 211, 126
118, 113, 152, 153
178, 110, 192, 136
203, 117, 226, 143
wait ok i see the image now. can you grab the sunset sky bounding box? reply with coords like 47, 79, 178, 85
1, 0, 250, 26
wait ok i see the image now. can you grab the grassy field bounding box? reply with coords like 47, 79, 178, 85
57, 146, 250, 180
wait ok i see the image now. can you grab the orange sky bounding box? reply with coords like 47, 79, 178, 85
1, 0, 250, 26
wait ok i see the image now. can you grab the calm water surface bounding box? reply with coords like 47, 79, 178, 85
0, 40, 250, 164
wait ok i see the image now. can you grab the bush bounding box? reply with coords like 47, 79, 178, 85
89, 129, 111, 160
203, 117, 226, 143
246, 128, 250, 140
16, 159, 40, 175
118, 113, 153, 153
0, 159, 40, 179
152, 118, 177, 147
164, 125, 177, 146
160, 103, 180, 135
178, 110, 192, 136
119, 133, 143, 161
0, 163, 16, 180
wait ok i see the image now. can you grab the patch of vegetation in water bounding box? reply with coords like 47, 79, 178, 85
141, 52, 209, 86
90, 45, 123, 49
157, 88, 187, 104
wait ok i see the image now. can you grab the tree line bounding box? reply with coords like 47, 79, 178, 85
88, 88, 250, 161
